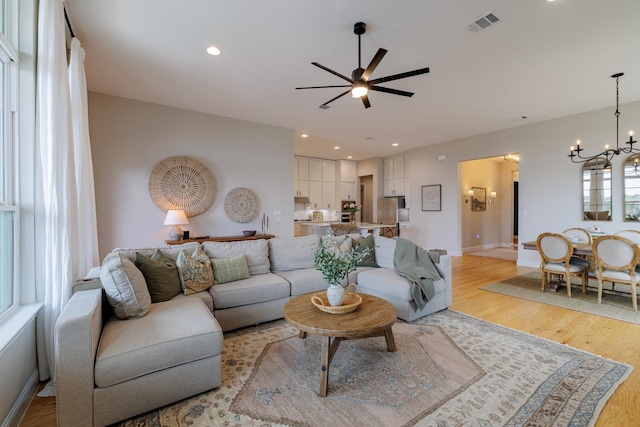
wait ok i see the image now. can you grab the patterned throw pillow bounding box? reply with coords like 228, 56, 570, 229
323, 236, 353, 256
211, 255, 251, 284
176, 245, 214, 295
135, 250, 182, 303
354, 234, 378, 267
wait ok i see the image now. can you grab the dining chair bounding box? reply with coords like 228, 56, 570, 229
592, 235, 640, 311
561, 227, 593, 244
613, 229, 640, 245
536, 233, 590, 298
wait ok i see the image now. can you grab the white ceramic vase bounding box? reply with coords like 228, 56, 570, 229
326, 283, 345, 306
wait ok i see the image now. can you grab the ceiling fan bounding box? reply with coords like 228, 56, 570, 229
296, 22, 430, 109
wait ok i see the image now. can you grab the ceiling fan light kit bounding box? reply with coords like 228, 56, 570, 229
296, 22, 430, 109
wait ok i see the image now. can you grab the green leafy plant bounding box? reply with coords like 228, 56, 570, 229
313, 239, 370, 286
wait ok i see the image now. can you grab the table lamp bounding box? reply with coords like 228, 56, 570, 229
164, 209, 189, 240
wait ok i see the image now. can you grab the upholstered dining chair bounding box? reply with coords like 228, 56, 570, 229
592, 235, 640, 311
613, 229, 640, 245
536, 233, 590, 298
561, 227, 592, 244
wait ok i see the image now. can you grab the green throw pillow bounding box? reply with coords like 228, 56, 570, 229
354, 234, 378, 267
135, 250, 182, 303
212, 255, 251, 284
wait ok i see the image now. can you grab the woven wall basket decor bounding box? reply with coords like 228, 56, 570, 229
224, 187, 260, 223
148, 156, 216, 217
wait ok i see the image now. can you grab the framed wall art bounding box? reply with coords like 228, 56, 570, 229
421, 184, 441, 211
471, 187, 486, 211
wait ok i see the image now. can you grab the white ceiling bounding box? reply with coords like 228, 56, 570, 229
64, 0, 640, 161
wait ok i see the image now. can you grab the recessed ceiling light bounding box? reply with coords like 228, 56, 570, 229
301, 134, 308, 138
347, 156, 353, 159
392, 143, 399, 147
206, 46, 221, 56
334, 146, 340, 150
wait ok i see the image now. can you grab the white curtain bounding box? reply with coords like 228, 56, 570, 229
69, 37, 100, 273
36, 0, 99, 396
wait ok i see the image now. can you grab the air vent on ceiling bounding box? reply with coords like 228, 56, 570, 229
465, 11, 501, 33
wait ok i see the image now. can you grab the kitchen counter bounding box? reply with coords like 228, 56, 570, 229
296, 221, 397, 237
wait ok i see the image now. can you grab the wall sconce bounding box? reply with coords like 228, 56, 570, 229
465, 189, 474, 203
488, 191, 497, 205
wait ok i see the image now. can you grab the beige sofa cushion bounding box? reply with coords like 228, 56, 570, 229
95, 298, 222, 388
112, 242, 201, 263
357, 268, 446, 302
269, 235, 320, 272
209, 273, 290, 309
202, 240, 270, 275
100, 253, 151, 319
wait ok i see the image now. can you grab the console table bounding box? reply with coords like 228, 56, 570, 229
166, 234, 275, 245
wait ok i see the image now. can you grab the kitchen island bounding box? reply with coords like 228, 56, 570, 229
296, 221, 397, 237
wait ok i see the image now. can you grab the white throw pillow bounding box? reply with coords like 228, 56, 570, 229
374, 235, 397, 269
100, 252, 151, 319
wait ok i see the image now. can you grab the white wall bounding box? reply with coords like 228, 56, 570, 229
88, 93, 295, 259
403, 99, 640, 264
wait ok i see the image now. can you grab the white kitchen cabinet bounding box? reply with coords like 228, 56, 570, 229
294, 179, 309, 197
322, 160, 336, 182
322, 181, 336, 209
309, 181, 323, 208
338, 160, 356, 183
294, 157, 310, 197
309, 159, 323, 181
340, 182, 357, 200
384, 155, 406, 196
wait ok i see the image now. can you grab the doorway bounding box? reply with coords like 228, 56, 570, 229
360, 175, 373, 223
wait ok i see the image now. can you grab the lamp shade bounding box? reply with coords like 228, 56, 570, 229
164, 209, 189, 226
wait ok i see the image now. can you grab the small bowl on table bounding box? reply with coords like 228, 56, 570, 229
243, 230, 257, 236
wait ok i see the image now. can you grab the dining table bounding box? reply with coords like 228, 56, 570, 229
521, 240, 593, 256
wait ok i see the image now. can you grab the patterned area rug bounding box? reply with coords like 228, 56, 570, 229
468, 247, 518, 261
118, 310, 631, 427
483, 272, 640, 325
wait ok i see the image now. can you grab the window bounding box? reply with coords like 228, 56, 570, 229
0, 0, 18, 317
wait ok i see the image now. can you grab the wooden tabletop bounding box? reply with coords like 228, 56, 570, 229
284, 292, 397, 339
166, 234, 275, 245
522, 240, 593, 256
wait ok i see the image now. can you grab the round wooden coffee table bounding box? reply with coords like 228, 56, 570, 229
283, 292, 397, 397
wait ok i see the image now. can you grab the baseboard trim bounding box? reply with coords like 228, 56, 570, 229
2, 368, 40, 427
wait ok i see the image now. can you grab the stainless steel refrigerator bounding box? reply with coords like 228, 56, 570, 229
377, 197, 408, 236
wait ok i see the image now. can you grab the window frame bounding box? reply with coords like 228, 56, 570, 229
0, 0, 19, 320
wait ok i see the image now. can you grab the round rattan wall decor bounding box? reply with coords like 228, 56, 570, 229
224, 187, 260, 223
148, 156, 215, 217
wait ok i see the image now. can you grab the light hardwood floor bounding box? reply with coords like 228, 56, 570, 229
20, 254, 640, 426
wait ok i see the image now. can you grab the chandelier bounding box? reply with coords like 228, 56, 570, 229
568, 73, 637, 166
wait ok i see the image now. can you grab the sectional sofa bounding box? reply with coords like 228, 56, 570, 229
55, 234, 452, 426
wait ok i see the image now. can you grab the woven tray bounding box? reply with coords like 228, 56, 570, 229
311, 285, 362, 315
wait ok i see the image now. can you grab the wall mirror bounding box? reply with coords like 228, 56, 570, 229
582, 158, 611, 221
623, 154, 640, 221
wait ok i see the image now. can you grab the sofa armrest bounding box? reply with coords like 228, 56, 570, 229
434, 255, 453, 307
55, 288, 104, 427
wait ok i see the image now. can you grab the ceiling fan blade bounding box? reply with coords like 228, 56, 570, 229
312, 62, 354, 83
361, 94, 371, 109
296, 85, 352, 90
367, 67, 430, 85
360, 48, 387, 82
320, 89, 351, 108
370, 86, 414, 97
